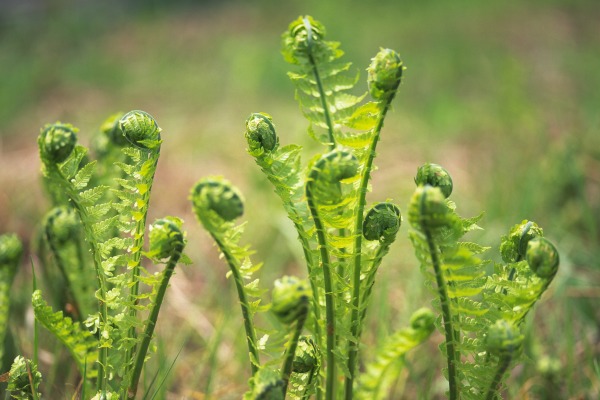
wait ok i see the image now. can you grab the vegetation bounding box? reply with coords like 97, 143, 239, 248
0, 1, 598, 399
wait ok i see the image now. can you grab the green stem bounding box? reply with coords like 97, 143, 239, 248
345, 99, 394, 399
212, 234, 260, 376
424, 226, 458, 400
357, 245, 389, 334
127, 245, 183, 399
281, 307, 308, 397
485, 356, 511, 400
125, 151, 160, 377
304, 17, 335, 150
306, 186, 336, 400
54, 166, 109, 393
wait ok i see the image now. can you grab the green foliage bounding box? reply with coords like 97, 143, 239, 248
355, 308, 435, 400
3, 11, 565, 400
7, 356, 42, 400
27, 110, 188, 397
31, 289, 98, 377
0, 234, 23, 365
408, 168, 560, 399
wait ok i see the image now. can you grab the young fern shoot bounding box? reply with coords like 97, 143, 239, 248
408, 163, 560, 399
127, 217, 187, 399
190, 177, 263, 376
271, 276, 311, 397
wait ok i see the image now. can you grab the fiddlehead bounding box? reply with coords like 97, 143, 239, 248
271, 276, 311, 396
306, 149, 358, 399
408, 162, 490, 400
112, 110, 163, 387
39, 122, 77, 164
245, 112, 279, 157
359, 202, 401, 319
487, 221, 560, 326
526, 237, 559, 280
344, 47, 404, 398
291, 336, 321, 400
245, 113, 324, 350
362, 202, 402, 245
484, 320, 523, 400
119, 109, 162, 150
38, 122, 112, 391
414, 163, 453, 199
0, 234, 23, 364
367, 47, 405, 103
191, 177, 261, 375
357, 203, 402, 333
127, 217, 186, 399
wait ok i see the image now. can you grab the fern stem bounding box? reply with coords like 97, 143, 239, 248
127, 245, 183, 399
345, 99, 394, 399
306, 187, 336, 399
211, 233, 260, 376
424, 227, 459, 400
303, 17, 335, 150
125, 151, 160, 378
54, 166, 109, 393
281, 308, 308, 396
485, 356, 511, 400
357, 244, 388, 334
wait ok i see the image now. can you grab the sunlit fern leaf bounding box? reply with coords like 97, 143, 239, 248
282, 16, 366, 146
32, 290, 98, 378
355, 308, 435, 400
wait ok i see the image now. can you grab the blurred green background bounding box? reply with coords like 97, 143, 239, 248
1, 0, 598, 398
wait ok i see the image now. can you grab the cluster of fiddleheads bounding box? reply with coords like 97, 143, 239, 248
408, 163, 560, 400
5, 110, 190, 399
3, 14, 562, 400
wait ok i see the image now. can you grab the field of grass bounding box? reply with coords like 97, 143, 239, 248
0, 0, 598, 398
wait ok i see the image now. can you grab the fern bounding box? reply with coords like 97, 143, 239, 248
191, 177, 266, 376
31, 290, 98, 378
355, 308, 435, 400
408, 164, 560, 400
6, 356, 42, 400
282, 16, 365, 148
0, 234, 23, 365
34, 111, 189, 398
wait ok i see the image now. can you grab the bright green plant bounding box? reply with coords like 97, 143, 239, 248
3, 13, 562, 400
7, 110, 190, 398
0, 234, 23, 367
189, 15, 560, 400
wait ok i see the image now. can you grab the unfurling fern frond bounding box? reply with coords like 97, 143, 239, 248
127, 217, 186, 399
191, 177, 263, 376
356, 308, 435, 400
282, 16, 365, 147
32, 290, 98, 378
110, 110, 163, 390
408, 163, 560, 400
38, 122, 113, 389
306, 149, 359, 396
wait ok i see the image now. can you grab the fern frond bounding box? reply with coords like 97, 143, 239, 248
32, 290, 98, 378
191, 177, 264, 376
356, 308, 435, 400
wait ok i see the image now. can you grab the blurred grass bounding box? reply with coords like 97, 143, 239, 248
0, 0, 599, 398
